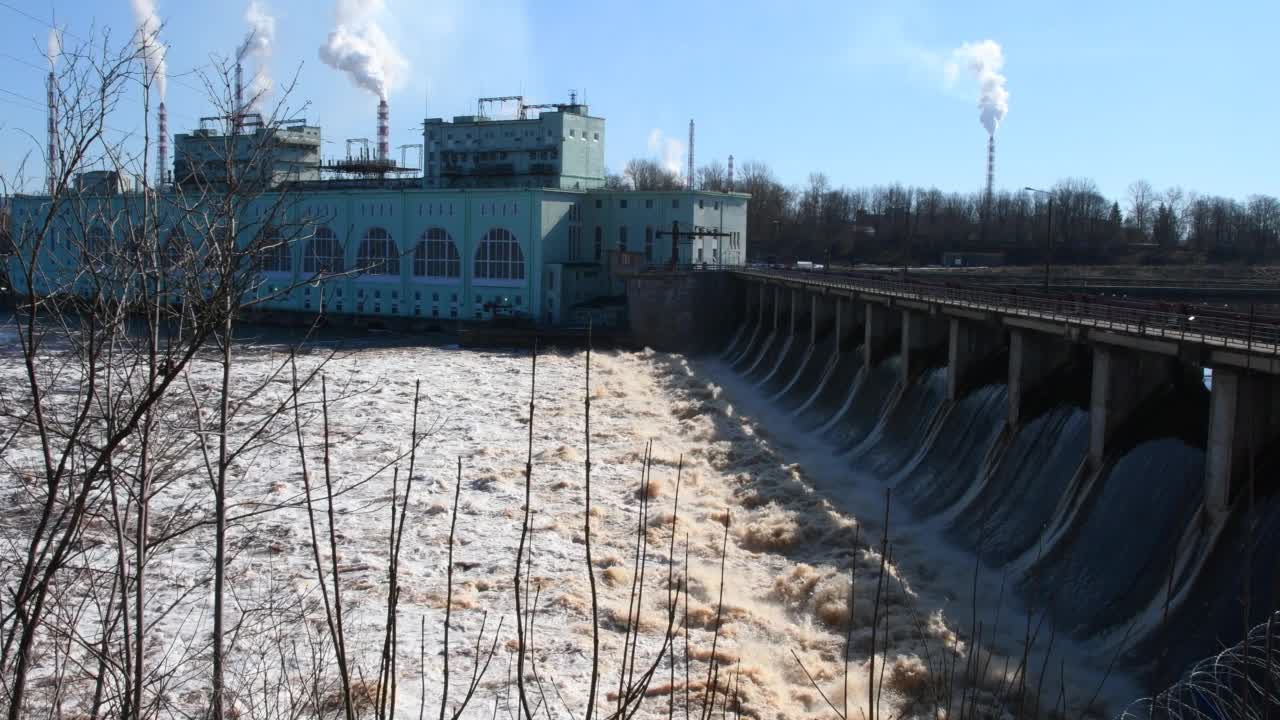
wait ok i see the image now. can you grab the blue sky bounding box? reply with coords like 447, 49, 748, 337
1, 0, 1276, 201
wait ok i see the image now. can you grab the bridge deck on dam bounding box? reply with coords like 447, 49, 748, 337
736, 269, 1280, 373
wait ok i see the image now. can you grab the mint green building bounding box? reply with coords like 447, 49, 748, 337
6, 101, 748, 327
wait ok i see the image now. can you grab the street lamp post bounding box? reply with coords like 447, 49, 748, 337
1025, 187, 1054, 291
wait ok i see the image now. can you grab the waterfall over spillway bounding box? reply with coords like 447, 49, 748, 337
709, 308, 1280, 696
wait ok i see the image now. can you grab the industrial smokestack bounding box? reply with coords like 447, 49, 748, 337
234, 61, 244, 133
47, 70, 58, 195
727, 154, 734, 193
377, 99, 389, 161
686, 119, 696, 190
46, 28, 59, 195
985, 134, 995, 211
157, 101, 168, 186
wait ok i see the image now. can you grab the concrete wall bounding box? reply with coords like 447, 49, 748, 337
627, 271, 736, 352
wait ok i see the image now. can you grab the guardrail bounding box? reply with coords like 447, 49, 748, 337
734, 269, 1280, 357
918, 273, 1280, 293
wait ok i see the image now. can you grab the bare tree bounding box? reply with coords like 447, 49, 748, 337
1126, 179, 1155, 238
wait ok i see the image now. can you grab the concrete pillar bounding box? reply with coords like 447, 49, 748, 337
864, 302, 901, 368
1007, 329, 1072, 427
1089, 346, 1177, 467
790, 289, 810, 336
901, 309, 948, 384
811, 294, 834, 345
742, 281, 757, 324
836, 298, 860, 352
1206, 369, 1280, 521
947, 318, 1003, 400
771, 286, 784, 331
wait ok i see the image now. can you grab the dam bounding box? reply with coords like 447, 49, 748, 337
632, 267, 1280, 691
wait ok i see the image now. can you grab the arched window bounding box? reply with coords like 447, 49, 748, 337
413, 228, 460, 278
644, 226, 654, 262
256, 226, 291, 273
593, 226, 603, 261
474, 228, 524, 281
618, 225, 628, 253
304, 225, 344, 273
356, 226, 399, 275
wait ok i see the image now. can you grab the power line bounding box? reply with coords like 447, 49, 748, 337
0, 51, 47, 73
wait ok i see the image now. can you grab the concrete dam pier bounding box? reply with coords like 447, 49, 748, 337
635, 268, 1280, 687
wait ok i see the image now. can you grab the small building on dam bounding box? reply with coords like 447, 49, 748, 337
4, 97, 749, 329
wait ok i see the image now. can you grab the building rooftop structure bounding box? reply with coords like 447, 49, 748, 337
173, 115, 322, 188
423, 95, 605, 191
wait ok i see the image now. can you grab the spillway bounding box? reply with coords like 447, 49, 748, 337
710, 305, 1280, 702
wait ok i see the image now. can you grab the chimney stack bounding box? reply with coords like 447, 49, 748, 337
234, 62, 243, 133
727, 154, 734, 193
47, 71, 59, 195
687, 119, 695, 191
377, 99, 390, 162
157, 102, 168, 186
984, 134, 995, 221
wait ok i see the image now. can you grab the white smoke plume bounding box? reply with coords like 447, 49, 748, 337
947, 39, 1008, 135
318, 0, 408, 100
647, 128, 685, 177
130, 0, 168, 99
238, 0, 276, 107
47, 27, 60, 68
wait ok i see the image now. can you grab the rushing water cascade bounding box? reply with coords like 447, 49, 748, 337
710, 309, 1280, 699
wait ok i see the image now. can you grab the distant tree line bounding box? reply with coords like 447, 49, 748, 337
608, 159, 1280, 265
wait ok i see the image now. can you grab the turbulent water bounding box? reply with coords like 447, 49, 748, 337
2, 323, 1043, 719
705, 315, 1280, 713
4, 311, 1275, 718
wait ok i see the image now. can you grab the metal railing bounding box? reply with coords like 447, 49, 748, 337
735, 269, 1280, 357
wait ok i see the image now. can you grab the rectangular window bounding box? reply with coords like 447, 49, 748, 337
595, 199, 602, 209
645, 199, 654, 209
619, 199, 628, 209
569, 129, 575, 137
699, 200, 705, 209
672, 199, 680, 209
593, 132, 599, 141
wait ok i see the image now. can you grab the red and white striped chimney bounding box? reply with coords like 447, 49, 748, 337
157, 102, 168, 186
47, 71, 58, 195
377, 99, 389, 162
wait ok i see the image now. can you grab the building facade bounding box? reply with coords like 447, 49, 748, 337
6, 100, 748, 327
